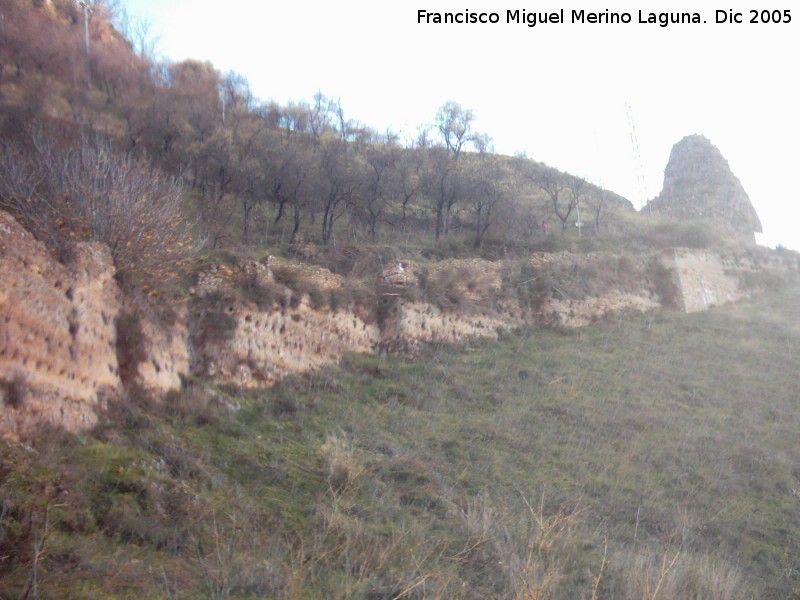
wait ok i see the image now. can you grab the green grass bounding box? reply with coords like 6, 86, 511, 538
4, 289, 800, 598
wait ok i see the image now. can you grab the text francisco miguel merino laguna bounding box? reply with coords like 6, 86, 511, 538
417, 8, 792, 27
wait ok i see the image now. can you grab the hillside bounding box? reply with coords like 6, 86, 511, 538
3, 2, 800, 598
3, 287, 800, 598
0, 0, 641, 254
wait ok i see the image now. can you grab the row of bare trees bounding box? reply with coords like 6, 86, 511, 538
0, 0, 614, 254
158, 83, 601, 249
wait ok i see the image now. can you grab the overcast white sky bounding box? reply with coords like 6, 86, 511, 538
122, 0, 799, 249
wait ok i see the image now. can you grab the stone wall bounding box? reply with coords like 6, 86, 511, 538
3, 203, 798, 440
543, 293, 660, 327
0, 211, 121, 440
669, 249, 742, 312
193, 298, 379, 387
379, 300, 516, 354
134, 310, 190, 395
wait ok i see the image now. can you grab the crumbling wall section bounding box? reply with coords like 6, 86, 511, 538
666, 247, 800, 313
5, 206, 799, 442
670, 249, 742, 312
542, 293, 660, 327
378, 299, 515, 354
0, 210, 121, 440
194, 298, 379, 387
135, 311, 190, 395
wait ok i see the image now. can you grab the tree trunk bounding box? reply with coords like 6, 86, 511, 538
290, 205, 301, 243
273, 200, 286, 225
474, 208, 483, 248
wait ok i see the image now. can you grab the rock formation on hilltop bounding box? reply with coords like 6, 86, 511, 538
647, 135, 762, 240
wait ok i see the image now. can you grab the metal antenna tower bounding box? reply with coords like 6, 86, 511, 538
77, 0, 93, 88
625, 101, 650, 213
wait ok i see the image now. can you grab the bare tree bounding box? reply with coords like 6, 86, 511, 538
430, 101, 491, 239
567, 176, 586, 234
534, 170, 579, 232
360, 139, 398, 238
0, 141, 65, 255
197, 180, 236, 249
593, 189, 607, 234
468, 156, 513, 247
395, 146, 424, 233
317, 137, 356, 245
436, 101, 475, 160
309, 91, 332, 140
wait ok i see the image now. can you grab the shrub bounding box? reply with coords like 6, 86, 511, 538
328, 284, 375, 316
236, 273, 281, 311
648, 258, 681, 309
503, 262, 553, 312
270, 265, 301, 287
190, 291, 239, 359
268, 385, 299, 417
0, 134, 192, 280
115, 311, 147, 388
420, 237, 473, 260
0, 375, 28, 409
315, 244, 386, 278
736, 269, 787, 292
411, 262, 499, 313
271, 266, 326, 309
318, 432, 364, 496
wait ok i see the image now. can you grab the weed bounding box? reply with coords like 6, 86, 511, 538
503, 262, 553, 312
189, 291, 238, 354
1, 375, 28, 409
648, 256, 681, 309
235, 272, 282, 311
116, 310, 147, 387
318, 431, 364, 497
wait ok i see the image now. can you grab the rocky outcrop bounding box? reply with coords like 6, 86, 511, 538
647, 135, 762, 240
0, 211, 121, 441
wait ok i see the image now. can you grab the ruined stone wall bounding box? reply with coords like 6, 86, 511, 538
543, 293, 660, 327
193, 295, 379, 387
135, 311, 190, 395
669, 249, 742, 313
666, 247, 800, 313
189, 260, 379, 386
0, 211, 121, 440
4, 202, 798, 440
379, 300, 516, 353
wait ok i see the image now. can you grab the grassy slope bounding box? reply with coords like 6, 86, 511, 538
3, 288, 800, 598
